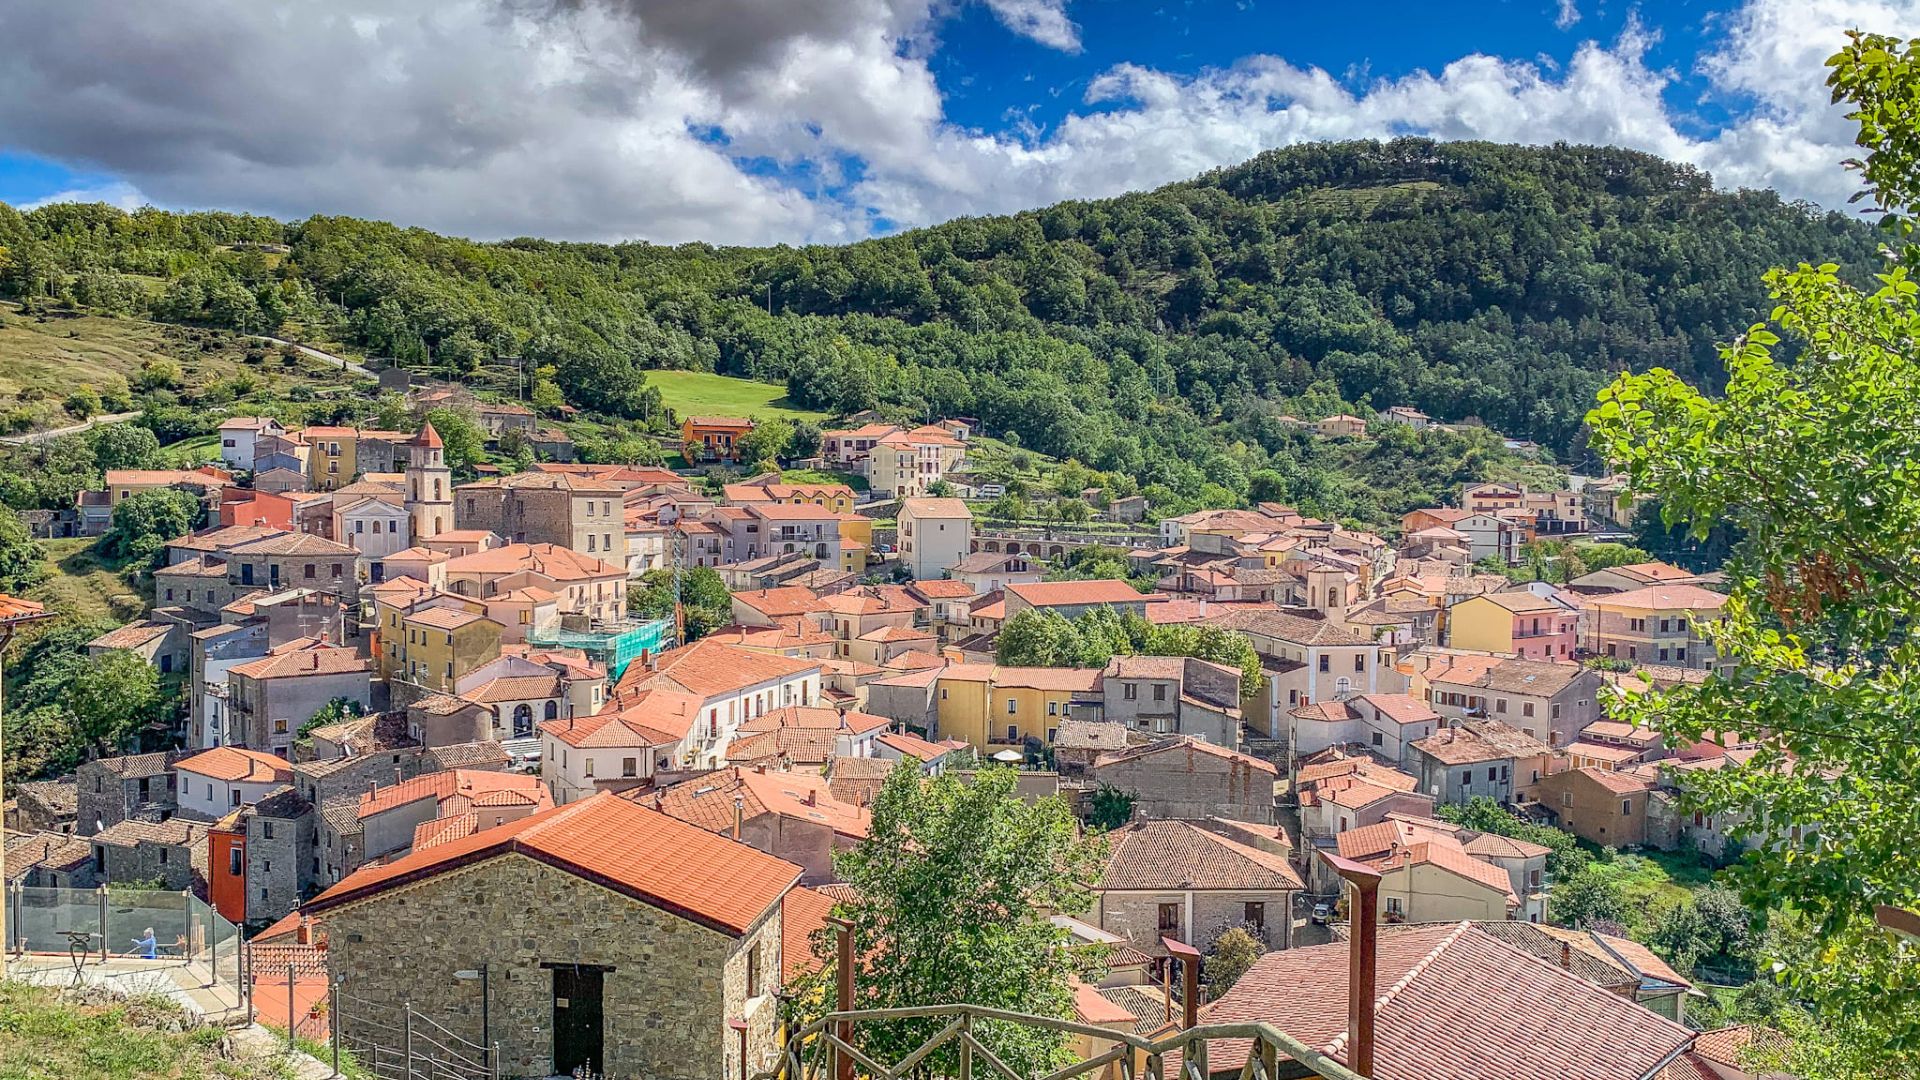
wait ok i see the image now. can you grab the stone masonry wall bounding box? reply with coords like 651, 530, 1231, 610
325, 853, 776, 1080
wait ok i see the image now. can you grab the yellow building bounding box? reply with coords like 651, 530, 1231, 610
396, 606, 504, 693
301, 426, 359, 491
934, 663, 1103, 748
1445, 591, 1579, 661
835, 514, 873, 573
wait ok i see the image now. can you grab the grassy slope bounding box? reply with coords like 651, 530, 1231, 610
0, 981, 296, 1080
30, 537, 145, 624
646, 369, 828, 424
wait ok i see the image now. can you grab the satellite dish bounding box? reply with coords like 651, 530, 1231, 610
991, 749, 1023, 763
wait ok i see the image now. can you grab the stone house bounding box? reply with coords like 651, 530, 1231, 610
1406, 719, 1553, 809
1418, 655, 1604, 749
7, 778, 79, 835
1051, 720, 1131, 778
647, 766, 869, 886
241, 786, 316, 927
1286, 693, 1442, 768
1092, 819, 1301, 956
304, 793, 802, 1080
1088, 737, 1276, 824
75, 753, 182, 836
90, 818, 210, 891
1098, 655, 1242, 746
1294, 755, 1435, 842
454, 471, 624, 557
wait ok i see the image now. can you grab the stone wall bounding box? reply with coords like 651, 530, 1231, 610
1091, 749, 1273, 824
324, 853, 779, 1080
245, 810, 313, 926
1095, 888, 1292, 956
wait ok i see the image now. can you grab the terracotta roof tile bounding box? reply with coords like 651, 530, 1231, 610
1198, 923, 1693, 1077
175, 747, 293, 784
229, 646, 370, 681
1092, 736, 1276, 777
1102, 819, 1302, 891
307, 793, 801, 935
614, 639, 818, 700
645, 767, 869, 839
1006, 580, 1148, 608
782, 886, 838, 980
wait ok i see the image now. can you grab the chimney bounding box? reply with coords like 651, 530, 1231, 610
1162, 937, 1202, 1031
733, 793, 745, 841
367, 780, 378, 796
1321, 851, 1382, 1078
393, 766, 403, 785
804, 789, 817, 807
296, 917, 312, 946
1559, 941, 1572, 970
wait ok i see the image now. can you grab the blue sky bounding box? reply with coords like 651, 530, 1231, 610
0, 0, 1896, 244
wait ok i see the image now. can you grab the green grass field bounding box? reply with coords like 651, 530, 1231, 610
646, 370, 828, 424
0, 980, 309, 1079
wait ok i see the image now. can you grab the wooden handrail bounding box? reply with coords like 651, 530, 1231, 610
751, 1002, 1364, 1080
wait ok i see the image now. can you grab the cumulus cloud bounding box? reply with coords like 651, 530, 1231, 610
22, 180, 149, 213
1556, 0, 1581, 31
982, 0, 1082, 51
0, 0, 1910, 244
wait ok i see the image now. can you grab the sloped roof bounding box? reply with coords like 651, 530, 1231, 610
229, 646, 369, 681
1092, 736, 1277, 777
1198, 922, 1693, 1077
539, 689, 704, 748
1102, 819, 1302, 891
1201, 607, 1375, 647
646, 767, 870, 839
1006, 580, 1147, 608
782, 885, 838, 981
307, 793, 802, 935
175, 747, 292, 784
1591, 584, 1729, 612
615, 638, 819, 700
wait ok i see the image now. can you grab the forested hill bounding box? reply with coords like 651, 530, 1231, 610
0, 138, 1879, 497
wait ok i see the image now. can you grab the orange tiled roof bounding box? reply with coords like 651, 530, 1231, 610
229, 646, 369, 681
614, 638, 818, 700
175, 746, 292, 784
539, 689, 704, 748
358, 769, 547, 819
1590, 584, 1729, 612
874, 731, 948, 762
782, 886, 838, 980
1198, 922, 1693, 1077
444, 543, 623, 581
1006, 579, 1148, 608
1102, 819, 1302, 891
308, 793, 801, 935
732, 586, 826, 618
646, 767, 870, 839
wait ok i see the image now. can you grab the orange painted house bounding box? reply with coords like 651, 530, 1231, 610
208, 822, 248, 924
220, 488, 297, 531
681, 416, 755, 462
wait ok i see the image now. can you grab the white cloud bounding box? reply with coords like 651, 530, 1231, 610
22, 180, 149, 213
0, 0, 1912, 244
1556, 0, 1581, 31
981, 0, 1081, 51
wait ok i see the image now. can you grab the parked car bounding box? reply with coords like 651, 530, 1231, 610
1311, 903, 1331, 925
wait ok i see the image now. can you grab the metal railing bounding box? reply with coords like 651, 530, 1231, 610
332, 987, 498, 1080
5, 884, 243, 995
752, 1004, 1364, 1080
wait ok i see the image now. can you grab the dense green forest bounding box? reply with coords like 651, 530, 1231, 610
0, 138, 1878, 511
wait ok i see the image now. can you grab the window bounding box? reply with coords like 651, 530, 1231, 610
1007, 698, 1018, 714
1318, 655, 1330, 673
1244, 902, 1265, 932
545, 700, 558, 721
1621, 799, 1633, 815
1354, 653, 1366, 673
1158, 904, 1180, 934
1288, 689, 1298, 705
584, 758, 595, 777
746, 940, 762, 999
229, 789, 241, 807
1522, 702, 1534, 718
1677, 618, 1689, 632
1006, 724, 1018, 742
228, 848, 243, 876
304, 563, 315, 579
1487, 767, 1498, 782
1370, 731, 1383, 747
1495, 698, 1507, 714
1560, 792, 1573, 808
1385, 897, 1403, 916
263, 822, 274, 840
1047, 701, 1058, 716
1123, 683, 1137, 701
1153, 684, 1166, 702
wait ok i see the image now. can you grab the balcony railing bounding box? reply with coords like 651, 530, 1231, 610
754, 1003, 1364, 1080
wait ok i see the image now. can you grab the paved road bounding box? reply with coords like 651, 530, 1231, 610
0, 410, 140, 445
252, 336, 374, 378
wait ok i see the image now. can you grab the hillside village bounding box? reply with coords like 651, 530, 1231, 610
0, 382, 1765, 1080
